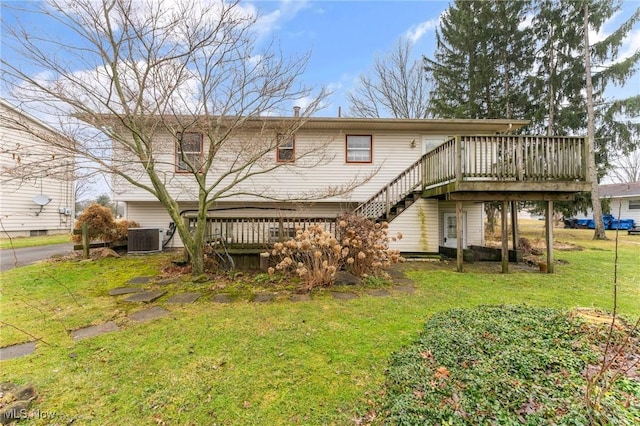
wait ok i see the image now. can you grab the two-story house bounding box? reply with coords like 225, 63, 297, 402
0, 99, 75, 238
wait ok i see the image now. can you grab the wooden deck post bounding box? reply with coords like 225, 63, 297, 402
511, 200, 519, 264
545, 201, 554, 273
456, 200, 463, 272
501, 201, 509, 273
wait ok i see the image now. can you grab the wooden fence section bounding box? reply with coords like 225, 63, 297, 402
423, 135, 587, 188
185, 216, 338, 250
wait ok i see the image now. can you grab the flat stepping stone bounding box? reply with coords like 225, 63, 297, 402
166, 292, 201, 304
290, 294, 311, 302
254, 292, 276, 302
127, 276, 153, 284
155, 277, 180, 286
71, 321, 120, 341
212, 294, 235, 304
109, 287, 143, 296
367, 289, 391, 297
393, 285, 416, 294
129, 306, 170, 322
123, 290, 167, 303
331, 292, 358, 300
0, 342, 36, 361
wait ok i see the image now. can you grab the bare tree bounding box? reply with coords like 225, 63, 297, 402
1, 0, 370, 275
347, 38, 432, 118
608, 149, 640, 183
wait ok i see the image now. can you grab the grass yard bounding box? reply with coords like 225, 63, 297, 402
0, 221, 638, 424
0, 233, 71, 250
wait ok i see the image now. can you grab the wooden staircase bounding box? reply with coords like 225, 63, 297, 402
353, 153, 427, 222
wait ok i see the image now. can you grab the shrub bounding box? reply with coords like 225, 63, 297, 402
265, 214, 404, 290
336, 213, 404, 277
72, 203, 138, 243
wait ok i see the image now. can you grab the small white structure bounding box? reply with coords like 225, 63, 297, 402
0, 99, 75, 237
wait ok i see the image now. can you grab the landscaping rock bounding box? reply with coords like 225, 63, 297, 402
99, 248, 120, 258
333, 271, 361, 286
166, 293, 201, 304
71, 322, 120, 341
0, 342, 36, 361
11, 384, 37, 402
123, 290, 166, 303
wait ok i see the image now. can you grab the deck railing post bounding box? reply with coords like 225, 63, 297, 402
517, 136, 524, 181
455, 136, 462, 183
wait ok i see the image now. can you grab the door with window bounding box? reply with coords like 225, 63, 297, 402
443, 213, 465, 248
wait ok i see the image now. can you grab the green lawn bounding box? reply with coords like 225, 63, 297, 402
0, 225, 638, 424
0, 233, 71, 250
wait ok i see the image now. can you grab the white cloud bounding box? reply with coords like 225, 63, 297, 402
405, 18, 438, 44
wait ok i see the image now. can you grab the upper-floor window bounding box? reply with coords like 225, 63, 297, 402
277, 134, 295, 163
346, 135, 372, 163
176, 132, 203, 172
629, 199, 640, 210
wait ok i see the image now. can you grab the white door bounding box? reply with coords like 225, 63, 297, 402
443, 213, 465, 248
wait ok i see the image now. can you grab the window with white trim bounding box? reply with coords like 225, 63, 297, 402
277, 134, 295, 163
346, 135, 372, 163
176, 132, 203, 172
629, 199, 640, 210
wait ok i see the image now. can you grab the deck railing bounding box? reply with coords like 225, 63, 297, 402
423, 135, 588, 188
185, 216, 338, 249
353, 154, 426, 219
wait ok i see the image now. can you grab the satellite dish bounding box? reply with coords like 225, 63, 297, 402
33, 195, 52, 206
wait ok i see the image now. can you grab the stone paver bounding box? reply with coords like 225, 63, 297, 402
155, 277, 180, 286
127, 276, 153, 284
331, 292, 358, 300
254, 292, 276, 302
166, 292, 201, 304
71, 321, 120, 341
129, 306, 170, 322
393, 285, 416, 294
108, 287, 143, 296
367, 289, 391, 297
212, 294, 235, 304
0, 342, 36, 361
123, 290, 167, 303
290, 294, 311, 302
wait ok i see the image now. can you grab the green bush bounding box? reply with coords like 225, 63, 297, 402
376, 305, 638, 425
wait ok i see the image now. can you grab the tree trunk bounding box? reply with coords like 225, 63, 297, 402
583, 3, 607, 240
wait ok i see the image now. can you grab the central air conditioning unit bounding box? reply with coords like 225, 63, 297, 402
128, 228, 163, 254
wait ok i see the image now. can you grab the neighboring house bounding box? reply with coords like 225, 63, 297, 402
599, 182, 640, 224
0, 99, 75, 237
101, 113, 589, 267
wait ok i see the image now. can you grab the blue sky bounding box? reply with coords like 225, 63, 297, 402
2, 0, 638, 118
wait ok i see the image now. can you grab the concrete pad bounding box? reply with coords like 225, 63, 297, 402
166, 292, 201, 304
0, 342, 36, 361
367, 289, 391, 297
290, 294, 312, 302
109, 287, 143, 296
331, 292, 358, 300
254, 292, 276, 303
212, 294, 235, 304
129, 306, 170, 322
71, 321, 120, 341
127, 276, 153, 284
123, 290, 167, 303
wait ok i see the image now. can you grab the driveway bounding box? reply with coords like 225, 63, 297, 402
0, 243, 74, 272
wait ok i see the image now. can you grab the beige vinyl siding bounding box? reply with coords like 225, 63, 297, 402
0, 101, 75, 237
113, 129, 432, 203
438, 201, 485, 248
388, 199, 439, 253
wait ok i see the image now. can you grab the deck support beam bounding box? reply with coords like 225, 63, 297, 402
501, 201, 509, 273
511, 201, 519, 264
545, 200, 554, 273
456, 200, 463, 272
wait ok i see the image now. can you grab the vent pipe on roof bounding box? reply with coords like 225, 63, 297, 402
338, 106, 342, 118
293, 106, 300, 117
